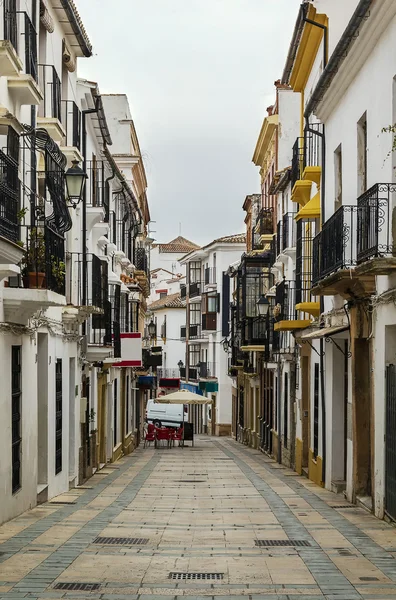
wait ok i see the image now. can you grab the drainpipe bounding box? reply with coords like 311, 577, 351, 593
30, 0, 38, 228
277, 354, 282, 464
303, 16, 328, 69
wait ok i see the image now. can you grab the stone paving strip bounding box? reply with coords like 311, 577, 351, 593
2, 438, 396, 598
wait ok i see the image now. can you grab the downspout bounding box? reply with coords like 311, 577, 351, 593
30, 0, 38, 228
277, 354, 282, 464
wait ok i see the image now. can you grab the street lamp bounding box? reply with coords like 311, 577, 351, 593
257, 295, 270, 317
148, 319, 156, 339
65, 160, 88, 208
177, 360, 184, 370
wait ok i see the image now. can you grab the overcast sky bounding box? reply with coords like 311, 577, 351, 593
76, 0, 298, 246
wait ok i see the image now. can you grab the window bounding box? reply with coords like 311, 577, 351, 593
55, 359, 62, 475
114, 378, 118, 447
189, 303, 201, 325
188, 261, 201, 284
189, 345, 200, 369
284, 372, 288, 449
334, 144, 342, 212
357, 112, 367, 196
313, 363, 319, 458
161, 315, 167, 340
131, 301, 139, 332
12, 346, 22, 493
159, 291, 167, 299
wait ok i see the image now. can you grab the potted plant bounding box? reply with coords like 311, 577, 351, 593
51, 258, 66, 291
22, 228, 46, 288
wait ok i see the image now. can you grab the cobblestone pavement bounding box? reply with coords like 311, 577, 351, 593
2, 438, 396, 599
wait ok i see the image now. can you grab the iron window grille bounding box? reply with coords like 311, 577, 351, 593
11, 345, 22, 494
282, 212, 296, 251
86, 159, 109, 208
180, 325, 186, 340
357, 183, 396, 263
38, 65, 61, 121
304, 123, 324, 170
295, 220, 316, 305
108, 285, 121, 358
291, 137, 304, 188
55, 359, 62, 475
62, 101, 81, 149
4, 0, 17, 51
7, 126, 19, 164
66, 253, 107, 309
204, 267, 216, 285
0, 147, 19, 243
275, 279, 297, 322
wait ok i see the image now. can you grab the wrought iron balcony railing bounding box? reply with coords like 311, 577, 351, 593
135, 247, 149, 275
189, 323, 202, 339
291, 137, 304, 188
275, 279, 297, 322
198, 362, 216, 378
304, 123, 323, 169
86, 160, 109, 208
357, 183, 396, 263
204, 267, 216, 285
296, 219, 316, 305
312, 205, 357, 285
256, 207, 274, 236
189, 281, 201, 298
66, 253, 108, 309
282, 212, 296, 251
88, 300, 112, 348
0, 149, 19, 243
276, 220, 282, 256
38, 64, 62, 121
23, 13, 37, 80
62, 101, 81, 149
4, 0, 17, 50
242, 316, 267, 346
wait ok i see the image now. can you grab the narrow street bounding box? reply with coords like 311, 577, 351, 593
1, 440, 396, 599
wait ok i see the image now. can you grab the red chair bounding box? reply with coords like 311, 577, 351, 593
155, 427, 172, 448
144, 423, 156, 448
170, 427, 184, 447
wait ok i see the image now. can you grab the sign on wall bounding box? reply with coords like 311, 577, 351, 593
118, 332, 143, 367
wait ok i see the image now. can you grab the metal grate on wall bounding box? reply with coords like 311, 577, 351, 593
255, 539, 311, 547
93, 537, 149, 545
169, 572, 224, 580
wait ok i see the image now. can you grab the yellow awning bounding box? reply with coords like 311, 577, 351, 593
296, 192, 320, 221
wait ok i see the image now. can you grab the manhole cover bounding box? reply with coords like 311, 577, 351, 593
360, 577, 379, 581
255, 539, 311, 547
169, 572, 224, 580
54, 583, 100, 591
93, 537, 149, 545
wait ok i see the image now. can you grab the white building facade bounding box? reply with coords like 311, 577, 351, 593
180, 235, 245, 436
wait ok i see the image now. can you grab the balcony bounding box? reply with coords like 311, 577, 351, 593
189, 323, 205, 340
356, 183, 396, 275
189, 280, 201, 299
241, 316, 267, 350
198, 362, 216, 379
180, 325, 186, 340
61, 100, 82, 163
86, 301, 113, 362
0, 148, 23, 267
204, 267, 216, 286
0, 0, 23, 75
37, 64, 64, 142
291, 124, 323, 209
86, 160, 110, 228
252, 208, 274, 251
202, 312, 216, 331
4, 225, 66, 323
179, 366, 197, 380
295, 219, 319, 317
7, 13, 42, 106
273, 279, 311, 332
135, 247, 150, 296
65, 253, 107, 324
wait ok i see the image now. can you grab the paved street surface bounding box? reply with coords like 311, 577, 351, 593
2, 438, 396, 599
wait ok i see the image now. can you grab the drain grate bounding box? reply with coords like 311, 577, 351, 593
255, 539, 311, 547
48, 501, 77, 505
177, 480, 205, 483
54, 583, 100, 591
331, 505, 355, 509
187, 474, 208, 476
360, 576, 379, 581
93, 537, 149, 545
169, 572, 223, 580
337, 549, 354, 556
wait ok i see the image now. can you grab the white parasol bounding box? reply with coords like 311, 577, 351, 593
154, 389, 212, 405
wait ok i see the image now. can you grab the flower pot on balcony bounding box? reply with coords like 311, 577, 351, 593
28, 271, 45, 288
